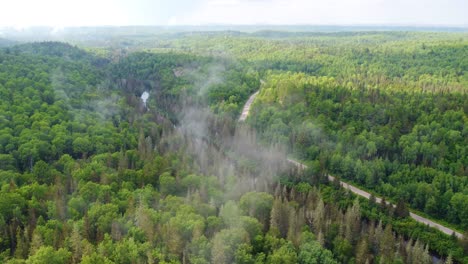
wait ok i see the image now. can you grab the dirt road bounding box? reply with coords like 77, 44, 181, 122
239, 91, 259, 122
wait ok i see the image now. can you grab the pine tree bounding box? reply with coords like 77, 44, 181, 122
422, 244, 432, 264
405, 239, 413, 263
356, 238, 370, 264
29, 229, 43, 255
135, 199, 154, 240
270, 198, 289, 238
287, 208, 298, 246
369, 194, 377, 207
344, 200, 361, 244
70, 224, 83, 263
14, 227, 28, 259
411, 240, 425, 264
274, 184, 281, 198
317, 230, 325, 247
313, 198, 325, 233
395, 199, 409, 218
379, 224, 395, 263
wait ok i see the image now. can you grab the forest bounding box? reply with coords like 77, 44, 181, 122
0, 30, 467, 264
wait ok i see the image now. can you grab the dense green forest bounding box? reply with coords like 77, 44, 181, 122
152, 31, 467, 230
0, 31, 467, 264
249, 72, 467, 229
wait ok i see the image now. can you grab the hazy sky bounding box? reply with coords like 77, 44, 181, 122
1, 0, 467, 28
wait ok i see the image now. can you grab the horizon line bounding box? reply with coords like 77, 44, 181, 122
1, 23, 468, 29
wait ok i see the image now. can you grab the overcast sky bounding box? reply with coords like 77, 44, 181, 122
1, 0, 467, 28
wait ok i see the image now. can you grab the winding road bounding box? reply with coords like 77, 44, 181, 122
287, 158, 463, 238
241, 91, 464, 239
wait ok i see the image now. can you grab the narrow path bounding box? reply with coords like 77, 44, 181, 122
238, 91, 463, 239
239, 91, 259, 122
287, 158, 464, 239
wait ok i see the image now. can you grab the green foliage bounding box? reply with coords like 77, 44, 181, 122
159, 172, 177, 196
211, 228, 249, 264
251, 71, 468, 229
80, 253, 114, 264
267, 242, 298, 264
239, 192, 274, 226
0, 32, 466, 264
298, 231, 337, 264
26, 246, 71, 264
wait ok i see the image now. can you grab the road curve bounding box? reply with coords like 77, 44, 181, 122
287, 159, 464, 239
237, 91, 463, 239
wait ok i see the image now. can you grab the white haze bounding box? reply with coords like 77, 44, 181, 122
0, 0, 466, 28
141, 91, 149, 108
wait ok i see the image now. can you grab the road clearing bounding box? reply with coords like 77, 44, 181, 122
238, 90, 464, 239
287, 158, 464, 239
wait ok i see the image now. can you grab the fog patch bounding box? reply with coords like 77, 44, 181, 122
141, 91, 149, 108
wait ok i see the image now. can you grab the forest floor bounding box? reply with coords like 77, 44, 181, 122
240, 91, 463, 239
